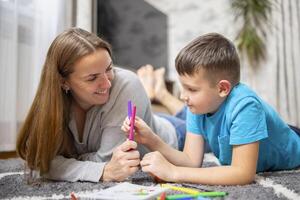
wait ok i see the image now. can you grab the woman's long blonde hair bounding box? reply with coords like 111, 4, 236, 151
16, 28, 112, 175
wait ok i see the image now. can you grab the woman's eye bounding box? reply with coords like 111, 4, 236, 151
87, 76, 97, 81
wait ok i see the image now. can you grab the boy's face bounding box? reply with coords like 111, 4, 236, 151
179, 69, 226, 115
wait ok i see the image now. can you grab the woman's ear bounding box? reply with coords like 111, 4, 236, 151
60, 77, 70, 91
218, 80, 231, 97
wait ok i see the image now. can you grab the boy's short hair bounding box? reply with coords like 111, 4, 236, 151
175, 33, 240, 86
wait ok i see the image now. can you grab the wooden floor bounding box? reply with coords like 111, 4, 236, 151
0, 151, 17, 159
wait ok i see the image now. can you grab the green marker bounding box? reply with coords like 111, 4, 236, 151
166, 194, 195, 200
197, 191, 228, 197
166, 191, 228, 200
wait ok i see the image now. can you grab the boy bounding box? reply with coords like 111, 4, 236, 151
122, 33, 300, 185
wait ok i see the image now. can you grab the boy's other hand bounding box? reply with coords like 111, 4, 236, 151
140, 151, 176, 182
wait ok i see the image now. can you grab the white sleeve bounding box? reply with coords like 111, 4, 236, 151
45, 155, 105, 182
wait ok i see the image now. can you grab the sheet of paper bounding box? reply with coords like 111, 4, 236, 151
79, 182, 169, 200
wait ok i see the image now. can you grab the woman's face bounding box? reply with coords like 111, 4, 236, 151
65, 49, 114, 110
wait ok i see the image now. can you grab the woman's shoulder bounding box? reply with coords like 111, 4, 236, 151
112, 67, 143, 94
114, 67, 139, 83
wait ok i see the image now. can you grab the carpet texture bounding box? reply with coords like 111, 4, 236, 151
1, 154, 299, 200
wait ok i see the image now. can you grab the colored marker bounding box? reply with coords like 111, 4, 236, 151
159, 192, 166, 200
70, 192, 78, 200
165, 194, 195, 200
197, 197, 211, 200
196, 191, 227, 197
165, 191, 227, 200
161, 184, 200, 195
129, 105, 136, 141
128, 100, 132, 119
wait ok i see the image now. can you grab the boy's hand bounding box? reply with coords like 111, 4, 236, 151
140, 151, 176, 182
102, 140, 140, 181
121, 116, 156, 145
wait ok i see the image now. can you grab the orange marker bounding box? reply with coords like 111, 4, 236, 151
160, 192, 166, 200
70, 192, 78, 200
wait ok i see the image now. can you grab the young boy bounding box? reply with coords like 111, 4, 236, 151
122, 33, 300, 185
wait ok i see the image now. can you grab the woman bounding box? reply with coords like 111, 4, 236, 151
16, 27, 178, 182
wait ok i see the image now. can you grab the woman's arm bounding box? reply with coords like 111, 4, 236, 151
45, 156, 105, 182
45, 140, 140, 182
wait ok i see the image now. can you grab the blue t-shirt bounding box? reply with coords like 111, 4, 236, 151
187, 83, 300, 172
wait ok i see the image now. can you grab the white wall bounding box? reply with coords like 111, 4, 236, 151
146, 0, 300, 126
76, 0, 92, 32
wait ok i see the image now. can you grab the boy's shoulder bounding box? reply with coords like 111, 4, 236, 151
225, 83, 262, 111
228, 83, 259, 102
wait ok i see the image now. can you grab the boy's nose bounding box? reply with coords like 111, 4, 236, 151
180, 93, 188, 102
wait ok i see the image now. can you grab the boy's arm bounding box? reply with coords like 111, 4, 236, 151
172, 141, 259, 185
145, 132, 205, 167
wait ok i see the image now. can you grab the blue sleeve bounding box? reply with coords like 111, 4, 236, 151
229, 97, 268, 145
186, 108, 203, 135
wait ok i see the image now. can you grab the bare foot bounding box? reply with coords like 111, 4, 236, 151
154, 67, 185, 115
137, 65, 155, 100
154, 67, 168, 102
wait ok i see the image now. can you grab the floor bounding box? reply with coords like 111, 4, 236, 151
0, 151, 17, 159
1, 155, 300, 199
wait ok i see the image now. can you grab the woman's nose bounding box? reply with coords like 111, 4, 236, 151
99, 74, 112, 88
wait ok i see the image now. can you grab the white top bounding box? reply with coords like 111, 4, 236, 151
45, 68, 177, 182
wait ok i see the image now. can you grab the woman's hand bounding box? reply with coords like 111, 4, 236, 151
101, 140, 140, 181
121, 116, 157, 145
140, 151, 176, 182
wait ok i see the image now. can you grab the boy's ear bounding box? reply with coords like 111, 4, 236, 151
217, 80, 231, 97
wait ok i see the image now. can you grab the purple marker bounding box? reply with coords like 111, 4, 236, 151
128, 100, 132, 119
129, 106, 136, 141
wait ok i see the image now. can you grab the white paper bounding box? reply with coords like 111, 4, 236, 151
79, 182, 169, 200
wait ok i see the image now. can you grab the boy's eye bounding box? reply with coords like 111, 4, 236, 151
188, 88, 197, 92
106, 66, 113, 72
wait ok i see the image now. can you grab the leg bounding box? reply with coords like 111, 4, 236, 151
157, 112, 211, 153
137, 65, 155, 100
154, 68, 185, 115
174, 106, 188, 120
137, 65, 185, 115
174, 106, 211, 152
156, 113, 186, 151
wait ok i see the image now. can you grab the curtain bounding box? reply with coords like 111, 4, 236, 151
240, 0, 300, 127
0, 0, 73, 152
273, 0, 300, 127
